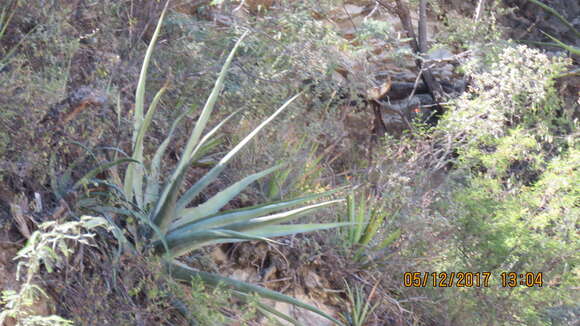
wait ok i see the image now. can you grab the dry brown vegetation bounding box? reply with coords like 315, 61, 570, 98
0, 1, 578, 325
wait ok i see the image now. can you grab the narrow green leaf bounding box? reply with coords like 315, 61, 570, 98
125, 1, 169, 202
173, 165, 283, 227
359, 209, 386, 246
0, 24, 37, 71
189, 108, 242, 162
176, 92, 302, 212
145, 114, 184, 207
166, 261, 344, 326
74, 158, 139, 190
542, 32, 580, 56
163, 229, 278, 256
255, 302, 302, 326
353, 194, 366, 244
211, 200, 343, 233
236, 223, 350, 239
163, 200, 343, 256
346, 191, 356, 243
267, 167, 292, 200
527, 0, 580, 38
166, 222, 349, 257
151, 32, 248, 232
170, 187, 346, 232
130, 85, 168, 208
132, 2, 169, 145
376, 228, 401, 250
176, 32, 248, 173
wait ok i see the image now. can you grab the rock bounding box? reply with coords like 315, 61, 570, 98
270, 301, 293, 325
427, 47, 454, 61
294, 293, 335, 326
331, 4, 366, 21
263, 291, 337, 326
367, 78, 392, 100
230, 267, 259, 283
342, 4, 365, 16
245, 0, 274, 13
331, 70, 348, 85
303, 270, 323, 289
335, 16, 365, 39
433, 64, 454, 80
210, 246, 228, 265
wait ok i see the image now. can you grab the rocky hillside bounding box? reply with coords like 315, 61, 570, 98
1, 1, 578, 325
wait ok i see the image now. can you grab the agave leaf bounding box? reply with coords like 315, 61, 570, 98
151, 32, 248, 232
173, 165, 284, 227
233, 291, 303, 326
170, 187, 346, 231
145, 127, 179, 208
146, 103, 208, 207
346, 191, 356, 243
166, 222, 348, 257
73, 158, 139, 190
376, 228, 401, 250
220, 200, 343, 231
176, 92, 302, 212
168, 208, 346, 254
352, 194, 366, 244
129, 85, 168, 208
176, 32, 249, 173
190, 136, 223, 164
189, 108, 242, 162
166, 260, 344, 326
168, 200, 342, 244
162, 200, 344, 256
234, 223, 350, 239
125, 1, 169, 203
161, 229, 280, 256
132, 2, 168, 144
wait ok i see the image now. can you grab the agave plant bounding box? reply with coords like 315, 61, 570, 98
338, 281, 379, 326
341, 189, 401, 262
106, 2, 347, 324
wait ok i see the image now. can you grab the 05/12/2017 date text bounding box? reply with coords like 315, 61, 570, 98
403, 272, 543, 288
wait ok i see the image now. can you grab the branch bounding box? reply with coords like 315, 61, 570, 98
418, 0, 428, 53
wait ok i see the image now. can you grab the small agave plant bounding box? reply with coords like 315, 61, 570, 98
109, 2, 347, 324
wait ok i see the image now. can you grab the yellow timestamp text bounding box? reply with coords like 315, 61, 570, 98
403, 272, 543, 288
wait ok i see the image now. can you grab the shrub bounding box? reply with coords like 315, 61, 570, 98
419, 42, 578, 325
0, 216, 108, 326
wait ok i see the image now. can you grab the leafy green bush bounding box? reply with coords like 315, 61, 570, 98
422, 42, 578, 325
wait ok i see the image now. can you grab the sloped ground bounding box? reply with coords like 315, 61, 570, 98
1, 0, 578, 325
